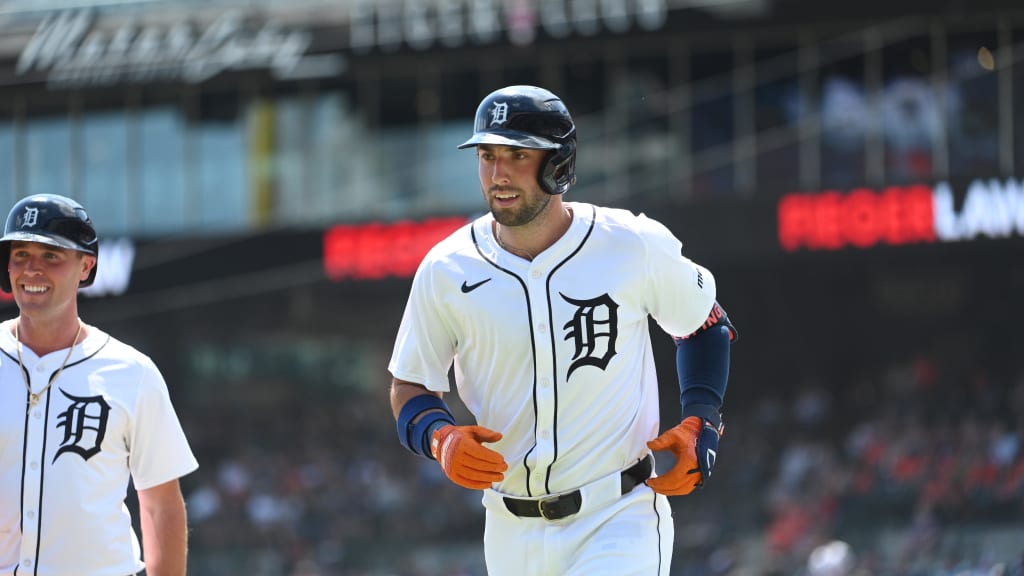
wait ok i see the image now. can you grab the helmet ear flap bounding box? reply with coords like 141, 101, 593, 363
538, 137, 577, 195
80, 252, 98, 288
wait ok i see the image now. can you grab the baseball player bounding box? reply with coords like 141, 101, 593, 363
0, 194, 198, 576
389, 85, 737, 575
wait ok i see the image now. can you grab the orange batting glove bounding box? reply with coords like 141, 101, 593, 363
431, 425, 508, 490
646, 416, 724, 496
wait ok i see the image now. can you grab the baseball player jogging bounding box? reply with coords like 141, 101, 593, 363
389, 85, 737, 575
0, 195, 198, 576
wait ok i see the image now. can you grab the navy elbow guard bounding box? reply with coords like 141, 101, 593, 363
674, 301, 736, 429
396, 394, 456, 459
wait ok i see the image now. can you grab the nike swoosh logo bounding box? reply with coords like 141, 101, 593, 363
461, 278, 492, 293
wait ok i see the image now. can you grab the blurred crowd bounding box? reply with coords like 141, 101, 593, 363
706, 351, 1024, 576
174, 347, 1024, 576
177, 383, 485, 576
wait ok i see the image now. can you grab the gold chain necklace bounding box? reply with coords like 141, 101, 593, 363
16, 320, 82, 413
494, 207, 572, 261
495, 228, 536, 261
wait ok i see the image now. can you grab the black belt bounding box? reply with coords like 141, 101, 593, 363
503, 454, 653, 520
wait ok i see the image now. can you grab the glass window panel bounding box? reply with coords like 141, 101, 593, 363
560, 56, 605, 116
819, 45, 867, 190
274, 95, 309, 223
428, 67, 481, 214
376, 77, 458, 214
196, 92, 248, 232
370, 120, 505, 217
379, 75, 419, 127
270, 88, 371, 224
372, 121, 478, 217
947, 30, 999, 179
622, 51, 672, 200
301, 79, 371, 222
309, 90, 384, 221
883, 35, 937, 185
755, 44, 801, 198
560, 57, 605, 196
309, 92, 346, 219
440, 68, 482, 121
0, 114, 15, 210
423, 120, 478, 212
691, 49, 734, 198
81, 111, 129, 236
663, 46, 690, 201
139, 106, 186, 234
571, 114, 604, 197
373, 126, 420, 212
25, 114, 71, 198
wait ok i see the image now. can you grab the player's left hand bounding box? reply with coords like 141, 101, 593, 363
645, 416, 723, 496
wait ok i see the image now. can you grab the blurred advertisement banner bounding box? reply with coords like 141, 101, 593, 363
778, 178, 1024, 251
323, 217, 469, 281
0, 0, 778, 89
15, 9, 344, 87
348, 0, 671, 51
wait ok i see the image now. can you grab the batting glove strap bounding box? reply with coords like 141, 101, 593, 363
414, 412, 457, 459
694, 419, 721, 484
396, 394, 456, 459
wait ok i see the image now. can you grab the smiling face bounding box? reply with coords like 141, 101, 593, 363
8, 240, 95, 320
477, 144, 553, 227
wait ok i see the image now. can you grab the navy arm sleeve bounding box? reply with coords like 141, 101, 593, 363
673, 302, 737, 428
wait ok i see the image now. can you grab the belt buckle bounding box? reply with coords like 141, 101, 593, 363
537, 495, 561, 520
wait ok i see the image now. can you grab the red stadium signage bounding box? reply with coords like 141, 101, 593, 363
778, 178, 1024, 251
323, 217, 469, 281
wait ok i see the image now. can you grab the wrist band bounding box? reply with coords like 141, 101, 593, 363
396, 394, 456, 458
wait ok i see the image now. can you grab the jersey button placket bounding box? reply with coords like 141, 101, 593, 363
21, 367, 44, 562
527, 268, 556, 494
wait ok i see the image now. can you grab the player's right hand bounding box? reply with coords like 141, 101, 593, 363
431, 425, 508, 490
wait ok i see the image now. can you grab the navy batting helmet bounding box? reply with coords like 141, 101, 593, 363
0, 194, 98, 293
458, 85, 577, 195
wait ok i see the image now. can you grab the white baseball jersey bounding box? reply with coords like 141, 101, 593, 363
0, 320, 198, 576
389, 202, 716, 498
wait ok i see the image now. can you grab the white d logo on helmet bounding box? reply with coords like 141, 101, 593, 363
22, 207, 39, 228
489, 102, 509, 126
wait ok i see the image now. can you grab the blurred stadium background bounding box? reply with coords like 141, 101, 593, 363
0, 0, 1022, 574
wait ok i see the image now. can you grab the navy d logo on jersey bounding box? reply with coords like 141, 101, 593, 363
54, 390, 110, 462
561, 293, 619, 379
